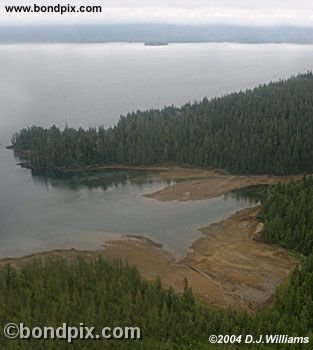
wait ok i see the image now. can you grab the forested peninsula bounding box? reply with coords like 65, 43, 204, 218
10, 72, 313, 175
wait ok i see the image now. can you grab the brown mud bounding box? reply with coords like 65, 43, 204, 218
142, 167, 303, 201
0, 207, 298, 313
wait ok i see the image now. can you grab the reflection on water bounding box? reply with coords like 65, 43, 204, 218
29, 168, 174, 192
225, 185, 268, 204
0, 149, 259, 259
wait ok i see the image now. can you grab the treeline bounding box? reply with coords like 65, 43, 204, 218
12, 72, 313, 175
2, 179, 313, 349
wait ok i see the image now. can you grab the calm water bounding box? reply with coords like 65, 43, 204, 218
0, 42, 312, 258
0, 148, 258, 258
0, 43, 313, 145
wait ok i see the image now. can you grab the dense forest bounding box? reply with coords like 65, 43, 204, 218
261, 177, 313, 255
1, 178, 313, 349
11, 72, 313, 175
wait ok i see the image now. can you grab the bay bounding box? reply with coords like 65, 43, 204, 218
1, 42, 312, 258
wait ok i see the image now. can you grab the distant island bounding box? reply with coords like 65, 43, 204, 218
144, 42, 169, 46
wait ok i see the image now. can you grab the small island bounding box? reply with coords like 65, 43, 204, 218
144, 42, 169, 46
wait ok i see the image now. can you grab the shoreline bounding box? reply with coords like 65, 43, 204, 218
3, 153, 300, 310
0, 207, 298, 313
8, 147, 305, 202
142, 169, 304, 202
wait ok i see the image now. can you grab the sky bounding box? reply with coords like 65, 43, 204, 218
2, 0, 313, 27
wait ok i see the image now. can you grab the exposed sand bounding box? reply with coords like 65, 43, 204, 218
100, 207, 298, 312
1, 207, 298, 313
142, 167, 303, 201
183, 207, 298, 310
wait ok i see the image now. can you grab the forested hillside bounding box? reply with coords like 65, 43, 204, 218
261, 177, 313, 255
11, 72, 313, 174
1, 178, 313, 349
1, 254, 313, 349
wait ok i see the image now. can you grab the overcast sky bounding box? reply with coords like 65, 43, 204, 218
2, 0, 313, 26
